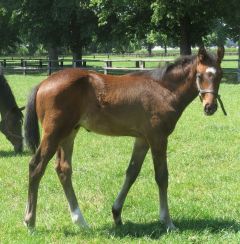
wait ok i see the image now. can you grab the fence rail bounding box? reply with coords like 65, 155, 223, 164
0, 58, 239, 82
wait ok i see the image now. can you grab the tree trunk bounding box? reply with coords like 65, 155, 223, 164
179, 15, 192, 55
147, 44, 153, 56
72, 46, 83, 67
164, 43, 167, 56
47, 44, 59, 67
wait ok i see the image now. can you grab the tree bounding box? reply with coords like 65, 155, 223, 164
151, 0, 221, 55
65, 0, 97, 66
0, 0, 20, 53
91, 0, 153, 53
218, 0, 240, 61
19, 0, 67, 65
19, 0, 97, 66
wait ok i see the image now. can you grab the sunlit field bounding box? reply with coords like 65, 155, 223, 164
0, 72, 239, 243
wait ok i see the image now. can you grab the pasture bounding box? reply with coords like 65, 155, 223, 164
0, 73, 239, 243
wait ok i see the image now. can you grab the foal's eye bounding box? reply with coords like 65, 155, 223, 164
206, 72, 214, 79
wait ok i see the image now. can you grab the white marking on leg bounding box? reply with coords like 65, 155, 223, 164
71, 207, 89, 228
206, 67, 217, 74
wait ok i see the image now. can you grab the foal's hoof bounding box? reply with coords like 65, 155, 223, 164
23, 220, 35, 234
112, 208, 123, 226
166, 223, 178, 232
160, 219, 178, 232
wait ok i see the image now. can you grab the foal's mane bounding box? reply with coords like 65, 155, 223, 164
128, 55, 197, 82
0, 75, 18, 111
148, 55, 197, 81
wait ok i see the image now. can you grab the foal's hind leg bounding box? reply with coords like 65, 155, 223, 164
55, 131, 88, 227
24, 133, 58, 229
112, 138, 149, 225
149, 136, 176, 231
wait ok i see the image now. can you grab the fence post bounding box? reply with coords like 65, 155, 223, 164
23, 61, 27, 75
135, 61, 140, 68
238, 41, 240, 82
60, 59, 63, 68
39, 59, 43, 68
106, 61, 112, 67
0, 62, 3, 75
73, 60, 76, 68
238, 60, 240, 83
140, 60, 145, 69
3, 59, 6, 67
48, 61, 52, 75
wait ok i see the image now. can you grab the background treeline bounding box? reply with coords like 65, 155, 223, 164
0, 0, 239, 63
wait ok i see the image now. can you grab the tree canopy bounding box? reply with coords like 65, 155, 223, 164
0, 0, 239, 57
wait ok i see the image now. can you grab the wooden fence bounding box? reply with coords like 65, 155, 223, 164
0, 58, 239, 82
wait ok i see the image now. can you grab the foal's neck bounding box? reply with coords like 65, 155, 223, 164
163, 60, 199, 111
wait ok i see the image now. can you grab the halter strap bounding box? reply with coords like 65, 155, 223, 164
196, 73, 217, 95
196, 73, 227, 116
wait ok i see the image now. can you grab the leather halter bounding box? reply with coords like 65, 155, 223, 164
196, 72, 227, 116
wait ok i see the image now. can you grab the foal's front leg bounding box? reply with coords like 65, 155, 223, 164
112, 138, 149, 225
150, 137, 176, 231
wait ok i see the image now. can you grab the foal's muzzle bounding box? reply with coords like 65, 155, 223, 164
204, 102, 218, 116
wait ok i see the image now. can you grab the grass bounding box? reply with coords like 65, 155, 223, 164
0, 74, 240, 243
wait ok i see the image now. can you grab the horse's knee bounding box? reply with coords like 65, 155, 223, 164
29, 153, 43, 179
55, 161, 72, 183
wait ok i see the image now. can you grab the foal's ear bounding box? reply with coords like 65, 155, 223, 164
217, 45, 225, 64
198, 46, 207, 62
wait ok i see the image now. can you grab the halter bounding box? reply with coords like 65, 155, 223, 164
196, 73, 227, 116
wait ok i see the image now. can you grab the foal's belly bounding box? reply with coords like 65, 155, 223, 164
79, 111, 142, 137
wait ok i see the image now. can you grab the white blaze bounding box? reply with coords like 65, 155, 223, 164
206, 67, 217, 74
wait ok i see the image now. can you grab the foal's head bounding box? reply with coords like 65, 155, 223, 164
196, 46, 224, 115
0, 106, 24, 153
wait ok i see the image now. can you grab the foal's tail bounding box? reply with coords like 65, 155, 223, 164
24, 85, 40, 153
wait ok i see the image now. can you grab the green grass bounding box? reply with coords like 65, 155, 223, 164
0, 74, 240, 243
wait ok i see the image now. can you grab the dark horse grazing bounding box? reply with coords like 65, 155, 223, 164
24, 47, 225, 231
0, 74, 24, 153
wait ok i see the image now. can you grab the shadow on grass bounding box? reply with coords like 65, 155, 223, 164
29, 218, 239, 240
99, 218, 239, 240
0, 150, 30, 158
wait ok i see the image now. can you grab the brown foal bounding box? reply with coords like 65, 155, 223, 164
24, 47, 225, 231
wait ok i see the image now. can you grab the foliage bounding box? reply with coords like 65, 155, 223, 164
0, 0, 20, 53
217, 0, 240, 42
90, 0, 153, 53
0, 0, 240, 55
151, 0, 222, 54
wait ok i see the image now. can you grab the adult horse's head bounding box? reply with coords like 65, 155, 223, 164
0, 106, 24, 153
196, 46, 225, 116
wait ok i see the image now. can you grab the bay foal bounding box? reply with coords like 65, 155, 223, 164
24, 47, 224, 231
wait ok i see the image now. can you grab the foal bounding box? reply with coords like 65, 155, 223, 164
24, 47, 224, 231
